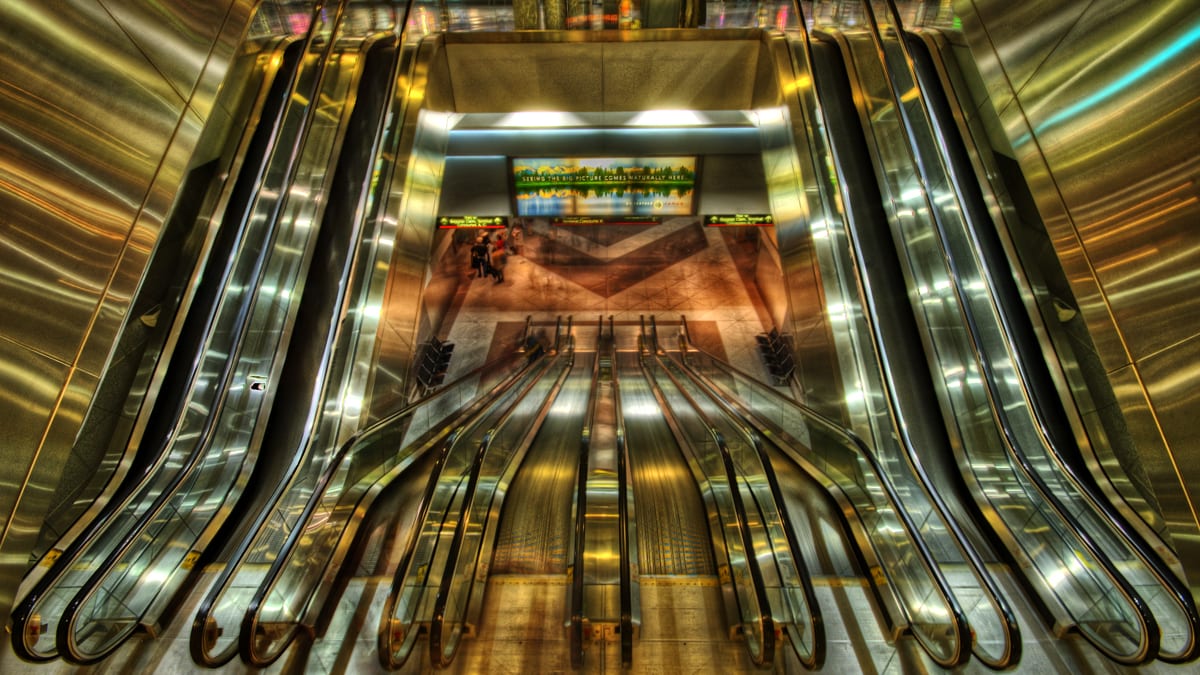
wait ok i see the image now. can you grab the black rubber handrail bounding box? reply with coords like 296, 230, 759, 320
673, 327, 972, 668
675, 318, 825, 670
638, 325, 776, 669
428, 327, 576, 668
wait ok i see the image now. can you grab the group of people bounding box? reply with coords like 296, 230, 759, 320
469, 223, 522, 284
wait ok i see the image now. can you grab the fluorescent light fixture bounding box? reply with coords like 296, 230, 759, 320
496, 111, 588, 127
629, 109, 705, 126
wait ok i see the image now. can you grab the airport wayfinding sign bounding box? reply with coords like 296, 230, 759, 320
437, 215, 509, 229
704, 214, 774, 227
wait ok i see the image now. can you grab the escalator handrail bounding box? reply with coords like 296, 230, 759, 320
675, 335, 973, 668
238, 346, 539, 667
428, 339, 577, 668
639, 339, 776, 669
568, 317, 604, 668
612, 317, 635, 670
190, 28, 411, 669
377, 345, 558, 669
671, 327, 824, 670
857, 2, 1160, 663
52, 9, 357, 666
900, 23, 1198, 665
780, 16, 1023, 667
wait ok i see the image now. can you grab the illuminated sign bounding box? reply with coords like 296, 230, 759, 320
704, 214, 774, 227
437, 215, 509, 229
553, 216, 661, 226
513, 156, 697, 217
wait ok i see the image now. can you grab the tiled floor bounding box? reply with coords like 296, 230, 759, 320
432, 216, 775, 380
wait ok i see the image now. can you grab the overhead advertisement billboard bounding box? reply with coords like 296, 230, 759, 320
512, 156, 697, 217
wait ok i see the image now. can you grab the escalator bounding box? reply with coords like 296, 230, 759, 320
380, 320, 576, 669
806, 1, 1198, 666
10, 3, 1198, 673
189, 25, 419, 668
10, 5, 369, 665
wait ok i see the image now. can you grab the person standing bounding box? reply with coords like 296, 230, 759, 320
470, 234, 489, 278
490, 232, 506, 283
509, 222, 523, 256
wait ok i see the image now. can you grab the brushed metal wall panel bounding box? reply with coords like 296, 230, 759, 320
0, 2, 187, 364
100, 0, 235, 104
445, 42, 602, 113
956, 5, 1017, 141
1140, 337, 1200, 591
76, 107, 206, 378
1011, 1, 1200, 361
1102, 365, 1171, 531
0, 339, 69, 612
601, 40, 761, 111
189, 0, 259, 123
963, 0, 1086, 97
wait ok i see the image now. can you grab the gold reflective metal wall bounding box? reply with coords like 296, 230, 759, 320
0, 0, 260, 618
956, 0, 1200, 593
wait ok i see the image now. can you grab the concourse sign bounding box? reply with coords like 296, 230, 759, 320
704, 214, 774, 227
437, 215, 508, 229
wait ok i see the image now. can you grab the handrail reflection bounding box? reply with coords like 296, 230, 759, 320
674, 320, 824, 669
428, 334, 576, 668
672, 323, 971, 668
638, 325, 776, 669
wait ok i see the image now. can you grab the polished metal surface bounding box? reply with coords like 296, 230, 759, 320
9, 5, 369, 663
191, 29, 403, 667
618, 351, 714, 576
7, 1, 1200, 672
0, 0, 255, 624
102, 0, 239, 107
958, 0, 1200, 598
827, 19, 1153, 661
365, 39, 453, 421
828, 2, 1198, 663
791, 17, 1018, 666
20, 31, 304, 621
491, 352, 592, 574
